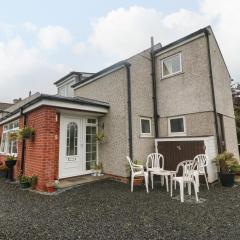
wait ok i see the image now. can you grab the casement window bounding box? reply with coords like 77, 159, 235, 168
168, 116, 186, 136
140, 117, 152, 137
0, 120, 19, 155
162, 53, 182, 78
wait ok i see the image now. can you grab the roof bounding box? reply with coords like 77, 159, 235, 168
1, 93, 109, 122
54, 71, 94, 85
0, 102, 13, 111
154, 26, 209, 54
72, 26, 210, 89
72, 61, 130, 88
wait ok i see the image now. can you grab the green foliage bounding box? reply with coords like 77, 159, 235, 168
18, 175, 31, 183
214, 151, 239, 173
96, 131, 105, 143
6, 155, 16, 161
18, 126, 35, 140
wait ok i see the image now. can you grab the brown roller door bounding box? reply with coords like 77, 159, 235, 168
157, 140, 205, 171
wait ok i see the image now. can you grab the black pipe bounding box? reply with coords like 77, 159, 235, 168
20, 108, 26, 174
125, 63, 133, 159
205, 29, 221, 153
150, 37, 159, 138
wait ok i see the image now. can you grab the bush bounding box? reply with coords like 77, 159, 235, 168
214, 152, 239, 173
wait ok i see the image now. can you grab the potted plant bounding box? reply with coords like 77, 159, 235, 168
94, 162, 103, 176
46, 181, 55, 193
30, 175, 38, 190
18, 126, 35, 140
96, 131, 106, 144
5, 155, 17, 181
126, 160, 144, 186
0, 161, 8, 178
19, 175, 31, 189
214, 152, 239, 187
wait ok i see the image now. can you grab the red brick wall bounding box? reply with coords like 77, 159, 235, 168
0, 106, 60, 191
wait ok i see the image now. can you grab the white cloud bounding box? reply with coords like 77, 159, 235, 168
0, 36, 69, 101
88, 1, 240, 80
22, 22, 38, 32
73, 42, 87, 55
38, 25, 73, 49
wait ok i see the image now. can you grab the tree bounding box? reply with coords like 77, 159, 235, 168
231, 81, 240, 144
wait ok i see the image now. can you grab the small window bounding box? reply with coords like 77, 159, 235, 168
168, 116, 186, 136
140, 117, 152, 137
162, 53, 182, 78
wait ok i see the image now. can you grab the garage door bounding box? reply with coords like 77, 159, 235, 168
157, 140, 205, 171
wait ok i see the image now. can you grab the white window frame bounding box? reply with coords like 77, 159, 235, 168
168, 116, 186, 136
140, 117, 152, 137
85, 118, 98, 171
161, 53, 182, 79
0, 120, 19, 156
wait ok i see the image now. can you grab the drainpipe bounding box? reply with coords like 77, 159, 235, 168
20, 108, 26, 174
125, 63, 133, 159
205, 29, 221, 153
151, 37, 159, 138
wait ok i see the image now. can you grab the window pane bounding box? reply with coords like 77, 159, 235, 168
170, 118, 184, 133
66, 122, 78, 156
163, 54, 181, 77
12, 140, 17, 154
87, 119, 96, 124
141, 119, 151, 134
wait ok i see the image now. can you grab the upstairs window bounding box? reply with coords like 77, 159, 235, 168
168, 116, 186, 136
0, 120, 19, 155
162, 53, 182, 78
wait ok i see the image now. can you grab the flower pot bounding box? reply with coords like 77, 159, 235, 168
219, 172, 235, 187
20, 182, 31, 189
133, 177, 144, 186
47, 186, 55, 193
5, 160, 17, 181
5, 160, 17, 168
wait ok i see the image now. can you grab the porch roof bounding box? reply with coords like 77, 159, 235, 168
0, 93, 109, 124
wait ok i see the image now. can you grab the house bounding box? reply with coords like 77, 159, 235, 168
0, 26, 238, 191
0, 102, 13, 119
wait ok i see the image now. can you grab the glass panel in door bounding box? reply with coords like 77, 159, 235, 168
86, 125, 97, 170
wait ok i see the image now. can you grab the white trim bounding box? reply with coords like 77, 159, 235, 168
155, 33, 205, 57
168, 116, 186, 137
161, 53, 182, 79
74, 65, 125, 90
140, 117, 152, 137
23, 99, 109, 114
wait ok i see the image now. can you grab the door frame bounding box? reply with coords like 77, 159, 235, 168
59, 113, 98, 179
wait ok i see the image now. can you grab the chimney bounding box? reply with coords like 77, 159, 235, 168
13, 98, 22, 104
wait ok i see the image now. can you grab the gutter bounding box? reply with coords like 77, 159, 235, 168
204, 29, 221, 153
20, 108, 26, 174
125, 62, 133, 159
151, 38, 159, 138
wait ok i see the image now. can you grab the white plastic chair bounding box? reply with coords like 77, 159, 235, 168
146, 153, 167, 190
126, 156, 149, 193
193, 154, 209, 190
170, 160, 199, 203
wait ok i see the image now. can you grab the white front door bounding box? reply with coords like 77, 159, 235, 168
59, 115, 98, 179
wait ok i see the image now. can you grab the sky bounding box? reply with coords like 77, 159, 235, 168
0, 0, 239, 102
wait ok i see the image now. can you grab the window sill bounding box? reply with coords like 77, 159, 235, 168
161, 71, 184, 80
139, 134, 154, 138
168, 133, 186, 137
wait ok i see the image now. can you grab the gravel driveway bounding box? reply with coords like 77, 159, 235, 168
0, 179, 239, 240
